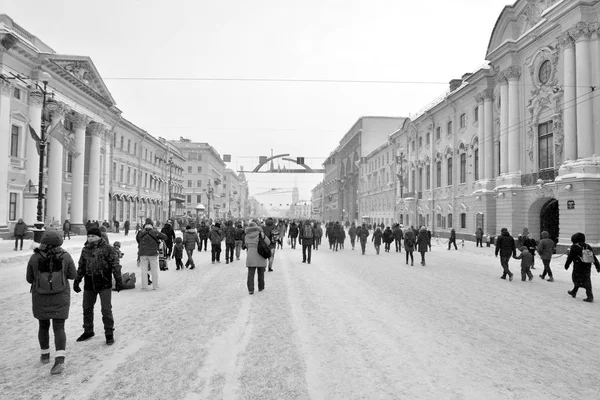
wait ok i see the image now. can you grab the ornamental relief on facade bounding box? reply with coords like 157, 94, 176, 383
523, 1, 558, 30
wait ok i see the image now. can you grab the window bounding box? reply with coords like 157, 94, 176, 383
188, 152, 198, 161
474, 149, 479, 180
127, 139, 131, 153
447, 157, 453, 185
474, 106, 479, 122
426, 132, 430, 145
411, 170, 415, 192
436, 161, 441, 188
134, 143, 137, 156
447, 121, 453, 135
411, 141, 415, 151
127, 167, 131, 184
418, 168, 423, 192
120, 137, 124, 150
144, 172, 148, 188
13, 87, 21, 100
197, 194, 202, 203
437, 213, 441, 228
538, 121, 554, 170
460, 113, 466, 128
119, 164, 124, 182
188, 166, 192, 173
197, 166, 202, 173
145, 149, 148, 160
460, 213, 466, 229
9, 193, 17, 221
66, 154, 73, 173
112, 161, 117, 180
186, 195, 192, 203
197, 180, 201, 187
426, 165, 431, 189
448, 213, 453, 228
10, 125, 19, 157
418, 136, 422, 148
133, 169, 137, 185
436, 127, 441, 140
460, 154, 466, 183
187, 180, 192, 188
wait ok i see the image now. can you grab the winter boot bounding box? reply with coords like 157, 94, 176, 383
568, 290, 576, 298
548, 277, 554, 282
50, 356, 65, 375
106, 333, 114, 345
583, 297, 594, 303
76, 331, 95, 342
40, 351, 50, 364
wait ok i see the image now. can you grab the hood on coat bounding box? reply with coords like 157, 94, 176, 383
541, 231, 550, 239
245, 225, 263, 239
501, 228, 509, 236
571, 232, 585, 244
265, 218, 274, 226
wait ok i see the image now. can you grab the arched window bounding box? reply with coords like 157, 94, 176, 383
538, 120, 554, 170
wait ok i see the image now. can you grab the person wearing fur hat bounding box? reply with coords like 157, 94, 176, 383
564, 232, 600, 302
495, 228, 516, 281
73, 227, 123, 345
26, 231, 77, 375
244, 221, 270, 294
136, 218, 168, 286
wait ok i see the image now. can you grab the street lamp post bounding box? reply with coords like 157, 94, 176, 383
35, 73, 53, 225
167, 157, 173, 220
396, 149, 406, 224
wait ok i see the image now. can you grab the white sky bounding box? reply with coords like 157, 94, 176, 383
4, 0, 513, 205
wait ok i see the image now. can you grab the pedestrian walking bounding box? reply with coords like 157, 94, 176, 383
160, 220, 176, 259
372, 227, 383, 255
198, 221, 210, 252
62, 219, 71, 240
404, 228, 415, 266
393, 224, 403, 253
173, 237, 184, 270
114, 220, 120, 234
182, 224, 201, 268
416, 227, 429, 266
123, 220, 130, 236
26, 231, 77, 375
223, 220, 236, 264
288, 221, 299, 249
537, 231, 556, 281
299, 220, 314, 264
348, 222, 357, 250
383, 226, 393, 252
314, 222, 323, 250
277, 219, 287, 249
495, 228, 516, 281
448, 228, 458, 250
13, 218, 27, 251
514, 246, 534, 281
73, 227, 123, 345
244, 221, 270, 294
136, 218, 168, 287
234, 222, 245, 260
336, 226, 346, 250
565, 232, 600, 302
357, 223, 370, 255
209, 222, 224, 264
523, 233, 537, 269
475, 227, 483, 247
262, 217, 278, 271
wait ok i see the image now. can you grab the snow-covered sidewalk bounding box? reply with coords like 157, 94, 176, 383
1, 239, 599, 399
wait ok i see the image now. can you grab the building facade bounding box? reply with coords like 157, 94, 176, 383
358, 141, 396, 227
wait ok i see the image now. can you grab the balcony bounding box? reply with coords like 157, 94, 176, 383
170, 192, 186, 203
402, 191, 415, 198
521, 169, 558, 187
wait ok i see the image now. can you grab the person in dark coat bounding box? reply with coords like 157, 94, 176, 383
404, 228, 415, 266
299, 220, 315, 263
62, 219, 71, 240
336, 224, 346, 250
26, 231, 77, 375
448, 229, 457, 250
13, 218, 27, 250
392, 224, 403, 253
234, 222, 246, 260
382, 227, 394, 252
357, 223, 370, 255
73, 227, 123, 346
198, 221, 210, 252
514, 246, 534, 281
314, 222, 323, 250
565, 232, 600, 302
475, 227, 484, 247
372, 227, 383, 255
182, 224, 201, 268
136, 218, 168, 284
537, 230, 556, 282
495, 228, 516, 281
209, 222, 224, 264
288, 221, 299, 249
123, 220, 130, 236
326, 222, 335, 250
223, 220, 236, 264
114, 219, 120, 234
523, 233, 537, 269
244, 222, 270, 294
348, 223, 357, 250
262, 218, 278, 271
416, 227, 429, 266
160, 220, 177, 259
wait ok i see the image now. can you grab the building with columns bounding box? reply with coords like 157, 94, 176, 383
386, 0, 600, 246
0, 15, 184, 235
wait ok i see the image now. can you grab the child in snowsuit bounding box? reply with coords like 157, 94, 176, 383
173, 237, 184, 270
514, 246, 534, 281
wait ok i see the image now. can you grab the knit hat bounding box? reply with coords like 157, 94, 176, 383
40, 230, 63, 247
571, 232, 585, 244
87, 227, 102, 237
249, 221, 257, 227
113, 241, 121, 248
145, 218, 153, 227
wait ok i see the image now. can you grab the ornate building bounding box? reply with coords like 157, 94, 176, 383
387, 0, 600, 245
358, 140, 396, 226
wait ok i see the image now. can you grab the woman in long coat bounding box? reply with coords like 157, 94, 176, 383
404, 229, 415, 265
416, 227, 429, 266
372, 227, 383, 255
26, 231, 77, 375
244, 221, 271, 294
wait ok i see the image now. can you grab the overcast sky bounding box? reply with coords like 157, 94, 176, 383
4, 0, 513, 205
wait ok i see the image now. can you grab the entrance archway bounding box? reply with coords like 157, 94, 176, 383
540, 198, 559, 243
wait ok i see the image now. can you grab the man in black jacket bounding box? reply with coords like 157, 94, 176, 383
198, 221, 210, 252
160, 220, 177, 259
495, 227, 516, 281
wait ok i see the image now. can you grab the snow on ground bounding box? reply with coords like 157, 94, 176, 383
1, 233, 600, 399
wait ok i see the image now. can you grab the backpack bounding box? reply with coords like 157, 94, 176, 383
33, 252, 67, 295
303, 225, 313, 239
405, 236, 414, 247
578, 244, 595, 264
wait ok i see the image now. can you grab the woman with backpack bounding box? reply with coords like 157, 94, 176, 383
26, 231, 77, 375
244, 221, 271, 294
565, 232, 600, 302
404, 228, 415, 266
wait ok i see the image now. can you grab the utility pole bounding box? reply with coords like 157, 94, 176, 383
207, 179, 213, 219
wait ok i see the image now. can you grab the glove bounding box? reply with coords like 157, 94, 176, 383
73, 280, 81, 293
115, 282, 124, 292
565, 265, 569, 270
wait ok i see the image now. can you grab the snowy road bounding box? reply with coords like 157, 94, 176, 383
2, 237, 600, 400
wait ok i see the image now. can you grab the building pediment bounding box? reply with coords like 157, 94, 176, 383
43, 54, 115, 107
487, 0, 559, 58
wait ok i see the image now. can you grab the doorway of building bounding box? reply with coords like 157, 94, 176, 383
540, 199, 559, 244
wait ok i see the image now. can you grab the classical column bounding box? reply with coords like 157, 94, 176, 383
68, 113, 88, 226
0, 81, 13, 227
103, 132, 112, 221
23, 89, 43, 225
594, 24, 600, 157
87, 122, 104, 222
559, 33, 577, 161
483, 89, 494, 180
496, 73, 509, 174
571, 23, 594, 158
475, 94, 485, 180
45, 102, 68, 225
505, 66, 521, 173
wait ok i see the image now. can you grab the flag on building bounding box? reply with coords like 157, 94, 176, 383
28, 124, 41, 155
48, 121, 81, 158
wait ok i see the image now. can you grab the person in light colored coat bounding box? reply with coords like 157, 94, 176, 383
244, 222, 270, 294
